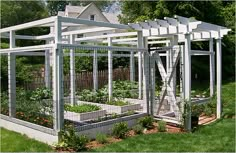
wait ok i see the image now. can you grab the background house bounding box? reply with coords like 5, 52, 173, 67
57, 3, 123, 38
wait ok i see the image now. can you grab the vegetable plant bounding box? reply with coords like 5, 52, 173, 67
112, 122, 129, 139
64, 104, 101, 113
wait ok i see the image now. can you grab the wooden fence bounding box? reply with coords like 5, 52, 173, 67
22, 67, 137, 91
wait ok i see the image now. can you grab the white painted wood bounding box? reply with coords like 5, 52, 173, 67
53, 16, 63, 131
130, 51, 135, 81
143, 37, 148, 100
143, 51, 150, 114
137, 31, 143, 99
216, 37, 222, 119
0, 16, 56, 33
184, 33, 191, 131
150, 52, 155, 115
170, 35, 178, 96
0, 44, 54, 54
8, 30, 16, 117
108, 37, 113, 101
209, 38, 215, 97
45, 40, 51, 89
69, 34, 76, 105
93, 48, 98, 91
60, 16, 130, 30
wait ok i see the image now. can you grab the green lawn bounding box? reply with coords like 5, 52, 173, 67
0, 128, 53, 152
1, 82, 235, 152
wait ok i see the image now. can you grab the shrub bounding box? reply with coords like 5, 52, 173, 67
133, 124, 144, 134
138, 116, 154, 129
96, 133, 108, 144
64, 104, 101, 113
158, 121, 166, 132
59, 128, 89, 151
112, 122, 129, 138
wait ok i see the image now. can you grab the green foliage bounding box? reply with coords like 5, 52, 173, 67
30, 87, 52, 101
58, 128, 89, 151
106, 100, 129, 106
132, 124, 144, 134
112, 122, 129, 139
158, 121, 167, 132
78, 81, 139, 104
64, 104, 101, 113
96, 133, 108, 144
138, 116, 154, 130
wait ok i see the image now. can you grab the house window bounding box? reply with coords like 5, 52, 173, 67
90, 15, 95, 21
77, 34, 83, 38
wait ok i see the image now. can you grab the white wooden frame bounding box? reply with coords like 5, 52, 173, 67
0, 15, 230, 132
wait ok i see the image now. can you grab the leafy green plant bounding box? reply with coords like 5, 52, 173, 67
112, 122, 129, 139
58, 128, 89, 151
96, 133, 108, 144
106, 100, 129, 106
133, 124, 144, 134
64, 104, 101, 113
138, 116, 154, 129
158, 121, 166, 132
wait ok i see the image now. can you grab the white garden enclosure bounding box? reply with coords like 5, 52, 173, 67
0, 15, 230, 144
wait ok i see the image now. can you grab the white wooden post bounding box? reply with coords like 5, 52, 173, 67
93, 48, 98, 91
209, 38, 215, 97
8, 30, 16, 117
69, 34, 76, 105
143, 37, 148, 100
150, 52, 155, 115
137, 31, 143, 99
184, 33, 192, 131
143, 51, 150, 114
170, 35, 178, 96
108, 37, 113, 101
216, 36, 222, 119
53, 16, 63, 131
45, 40, 51, 89
130, 51, 135, 81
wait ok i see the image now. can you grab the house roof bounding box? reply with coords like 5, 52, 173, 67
58, 3, 120, 24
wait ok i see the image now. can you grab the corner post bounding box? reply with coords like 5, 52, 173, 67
108, 37, 113, 101
130, 50, 135, 82
8, 30, 16, 117
69, 34, 76, 105
184, 33, 192, 131
216, 35, 222, 119
53, 16, 63, 131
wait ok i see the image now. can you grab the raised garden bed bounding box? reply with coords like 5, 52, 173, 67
76, 101, 141, 114
64, 104, 106, 121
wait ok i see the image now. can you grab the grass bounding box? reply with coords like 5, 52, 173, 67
106, 100, 129, 106
93, 81, 236, 152
0, 128, 53, 152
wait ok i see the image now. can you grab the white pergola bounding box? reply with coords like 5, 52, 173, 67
0, 15, 230, 131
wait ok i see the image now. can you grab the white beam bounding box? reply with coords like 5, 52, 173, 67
93, 47, 98, 91
0, 16, 56, 33
60, 16, 130, 30
45, 40, 51, 89
130, 50, 135, 82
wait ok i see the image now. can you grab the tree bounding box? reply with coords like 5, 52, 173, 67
119, 1, 235, 80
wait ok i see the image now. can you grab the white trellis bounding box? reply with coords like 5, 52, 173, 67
0, 15, 231, 133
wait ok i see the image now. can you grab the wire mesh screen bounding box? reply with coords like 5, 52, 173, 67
60, 44, 146, 130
